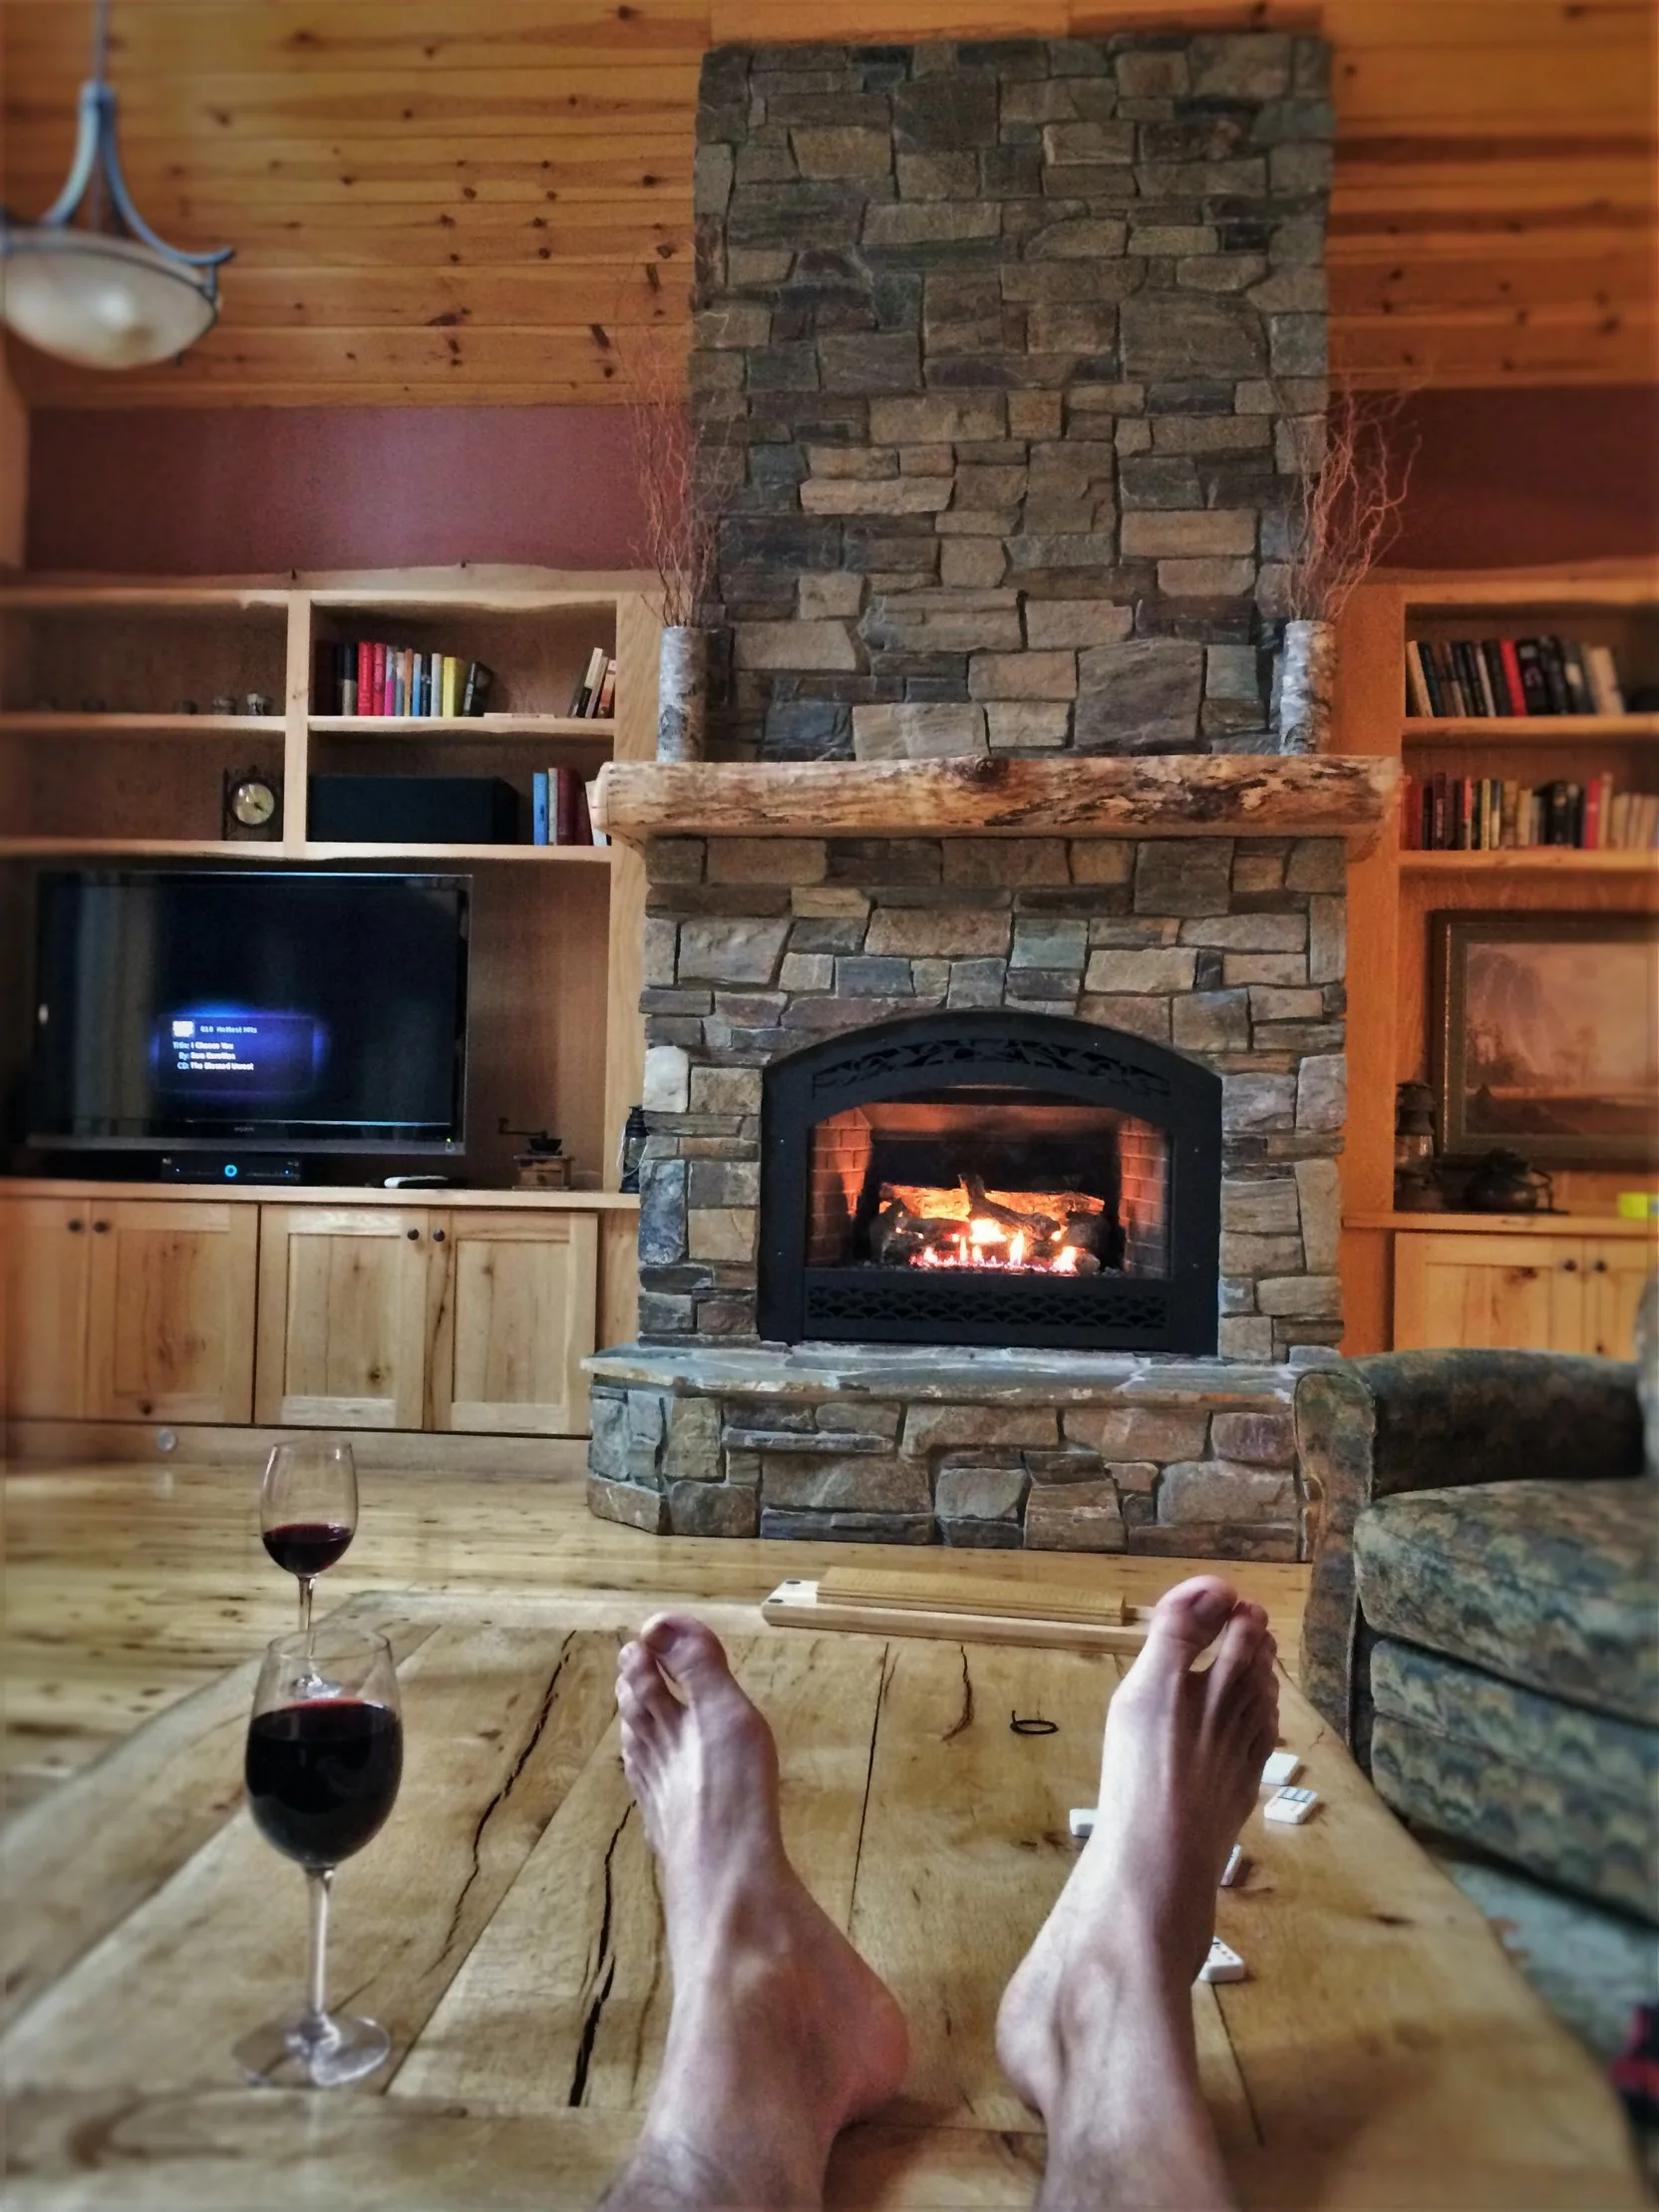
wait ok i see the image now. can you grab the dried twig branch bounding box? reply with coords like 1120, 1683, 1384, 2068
622, 334, 725, 629
1280, 389, 1418, 624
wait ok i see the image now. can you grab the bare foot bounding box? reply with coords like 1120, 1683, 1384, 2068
996, 1576, 1279, 2210
603, 1615, 908, 2212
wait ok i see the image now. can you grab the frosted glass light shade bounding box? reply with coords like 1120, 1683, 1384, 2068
0, 227, 216, 368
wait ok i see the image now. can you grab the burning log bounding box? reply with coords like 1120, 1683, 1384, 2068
961, 1173, 1062, 1240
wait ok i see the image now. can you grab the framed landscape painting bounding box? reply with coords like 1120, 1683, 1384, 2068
1431, 913, 1659, 1166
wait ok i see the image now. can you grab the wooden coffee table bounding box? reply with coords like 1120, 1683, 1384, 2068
3, 1592, 1642, 2210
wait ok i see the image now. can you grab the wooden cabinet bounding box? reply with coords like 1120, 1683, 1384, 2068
6, 1184, 621, 1438
2, 1196, 93, 1418
254, 1202, 598, 1435
2, 1196, 256, 1422
429, 1210, 597, 1435
1394, 1228, 1655, 1357
255, 1207, 434, 1430
85, 1202, 256, 1422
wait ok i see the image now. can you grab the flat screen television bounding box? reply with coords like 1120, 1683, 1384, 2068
28, 871, 471, 1157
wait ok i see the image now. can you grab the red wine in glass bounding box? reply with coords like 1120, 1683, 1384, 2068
259, 1440, 357, 1635
235, 1624, 403, 2089
246, 1698, 403, 1867
262, 1523, 354, 1580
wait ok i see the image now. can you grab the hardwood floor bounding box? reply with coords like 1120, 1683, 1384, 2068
1, 1460, 1308, 1814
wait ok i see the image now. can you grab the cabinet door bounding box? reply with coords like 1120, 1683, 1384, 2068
255, 1208, 433, 1429
428, 1210, 598, 1435
1, 1198, 92, 1419
1582, 1240, 1657, 1360
1393, 1232, 1585, 1352
85, 1201, 258, 1423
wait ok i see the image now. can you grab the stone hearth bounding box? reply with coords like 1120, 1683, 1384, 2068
586, 1343, 1305, 1557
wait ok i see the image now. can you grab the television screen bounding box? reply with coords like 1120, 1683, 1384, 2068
29, 871, 470, 1153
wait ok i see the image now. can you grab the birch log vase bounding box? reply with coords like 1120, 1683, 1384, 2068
656, 625, 708, 763
1277, 618, 1336, 754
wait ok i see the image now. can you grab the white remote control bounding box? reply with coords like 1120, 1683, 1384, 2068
1261, 1750, 1301, 1789
1264, 1785, 1319, 1825
1198, 1937, 1247, 1984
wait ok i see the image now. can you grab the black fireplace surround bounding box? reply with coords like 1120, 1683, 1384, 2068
758, 1011, 1221, 1353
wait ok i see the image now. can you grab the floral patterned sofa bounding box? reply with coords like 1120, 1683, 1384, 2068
1295, 1296, 1657, 1924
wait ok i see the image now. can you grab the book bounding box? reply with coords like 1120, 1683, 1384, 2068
594, 657, 618, 718
574, 776, 595, 846
552, 765, 578, 845
371, 642, 387, 717
1560, 641, 1594, 714
1479, 639, 1512, 715
356, 641, 373, 717
1513, 640, 1550, 716
462, 660, 495, 716
340, 641, 358, 717
1584, 643, 1627, 715
1537, 638, 1573, 716
531, 769, 550, 847
441, 656, 459, 718
586, 781, 609, 847
1404, 642, 1434, 718
571, 645, 605, 718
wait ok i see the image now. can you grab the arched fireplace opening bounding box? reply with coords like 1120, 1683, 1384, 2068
759, 1010, 1221, 1352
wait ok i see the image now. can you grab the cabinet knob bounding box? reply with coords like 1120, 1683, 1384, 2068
1592, 1258, 1608, 1274
67, 1218, 84, 1233
1560, 1258, 1577, 1272
406, 1227, 421, 1241
432, 1229, 447, 1244
93, 1220, 110, 1234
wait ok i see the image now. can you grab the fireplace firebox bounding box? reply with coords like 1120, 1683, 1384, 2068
759, 1011, 1221, 1352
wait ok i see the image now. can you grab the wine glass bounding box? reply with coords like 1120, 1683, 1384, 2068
234, 1622, 403, 2088
260, 1439, 357, 1636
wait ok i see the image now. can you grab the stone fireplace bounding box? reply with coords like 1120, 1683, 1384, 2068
582, 32, 1392, 1562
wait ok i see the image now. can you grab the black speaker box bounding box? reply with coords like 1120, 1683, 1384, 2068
307, 775, 520, 845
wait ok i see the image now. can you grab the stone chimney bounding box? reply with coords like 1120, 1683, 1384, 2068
691, 34, 1332, 763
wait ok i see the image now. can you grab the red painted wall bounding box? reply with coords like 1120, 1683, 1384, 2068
24, 386, 1658, 575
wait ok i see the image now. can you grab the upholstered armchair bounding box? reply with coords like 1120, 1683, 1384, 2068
1295, 1339, 1656, 1922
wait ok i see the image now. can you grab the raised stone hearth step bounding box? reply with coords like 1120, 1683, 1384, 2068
584, 1342, 1335, 1560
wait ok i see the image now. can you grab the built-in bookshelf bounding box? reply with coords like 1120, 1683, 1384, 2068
1332, 563, 1659, 1356
0, 569, 660, 1195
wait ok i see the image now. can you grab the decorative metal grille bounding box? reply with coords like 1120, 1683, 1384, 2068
804, 1274, 1171, 1337
809, 1032, 1171, 1110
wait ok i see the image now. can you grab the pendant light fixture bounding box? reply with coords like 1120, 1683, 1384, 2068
0, 0, 233, 370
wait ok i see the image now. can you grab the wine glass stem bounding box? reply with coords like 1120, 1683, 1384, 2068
304, 1866, 333, 2028
298, 1577, 314, 1638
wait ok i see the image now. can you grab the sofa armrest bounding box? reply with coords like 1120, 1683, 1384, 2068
1295, 1350, 1642, 1750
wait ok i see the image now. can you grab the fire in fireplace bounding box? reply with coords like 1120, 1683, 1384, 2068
760, 1011, 1220, 1353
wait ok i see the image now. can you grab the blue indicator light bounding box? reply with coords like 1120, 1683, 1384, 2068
224, 1164, 238, 1178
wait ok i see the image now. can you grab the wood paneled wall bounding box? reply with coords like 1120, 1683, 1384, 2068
3, 0, 1655, 407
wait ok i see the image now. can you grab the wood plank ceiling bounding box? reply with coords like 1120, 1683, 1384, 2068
2, 0, 1654, 407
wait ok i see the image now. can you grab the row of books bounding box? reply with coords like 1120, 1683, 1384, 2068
1405, 637, 1626, 719
313, 642, 495, 718
1402, 773, 1659, 851
567, 646, 617, 719
531, 767, 606, 847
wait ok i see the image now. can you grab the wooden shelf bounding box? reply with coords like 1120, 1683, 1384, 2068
1400, 848, 1655, 872
0, 713, 266, 737
2, 1174, 640, 1212
0, 836, 611, 863
1346, 1211, 1656, 1237
308, 715, 616, 739
1403, 715, 1659, 744
298, 841, 611, 864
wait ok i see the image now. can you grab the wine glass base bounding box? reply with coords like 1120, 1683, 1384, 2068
234, 2009, 391, 2088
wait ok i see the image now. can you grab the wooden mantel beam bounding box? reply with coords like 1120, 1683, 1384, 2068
593, 754, 1399, 851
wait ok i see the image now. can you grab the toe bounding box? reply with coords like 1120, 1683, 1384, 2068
1204, 1601, 1269, 1704
641, 1614, 737, 1702
620, 1639, 683, 1731
1130, 1576, 1236, 1686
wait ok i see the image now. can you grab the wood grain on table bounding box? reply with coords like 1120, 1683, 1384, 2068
2, 1589, 1642, 2211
